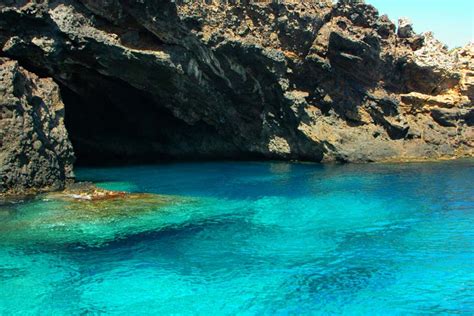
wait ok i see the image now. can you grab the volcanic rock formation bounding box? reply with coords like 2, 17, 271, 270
0, 57, 74, 194
0, 0, 473, 193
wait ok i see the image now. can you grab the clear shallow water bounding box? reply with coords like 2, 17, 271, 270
0, 160, 473, 314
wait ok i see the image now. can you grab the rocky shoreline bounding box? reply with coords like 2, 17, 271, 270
1, 0, 473, 195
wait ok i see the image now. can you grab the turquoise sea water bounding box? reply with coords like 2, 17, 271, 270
0, 160, 473, 314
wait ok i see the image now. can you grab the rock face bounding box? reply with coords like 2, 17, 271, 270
0, 0, 472, 172
0, 57, 74, 195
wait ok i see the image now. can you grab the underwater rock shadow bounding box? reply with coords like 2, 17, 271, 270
62, 213, 263, 253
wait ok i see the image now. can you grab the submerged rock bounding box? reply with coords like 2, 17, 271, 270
0, 184, 192, 246
0, 1, 472, 192
48, 182, 128, 201
44, 184, 183, 220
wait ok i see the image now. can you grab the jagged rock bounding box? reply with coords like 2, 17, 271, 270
397, 18, 414, 39
0, 57, 75, 195
455, 43, 474, 101
0, 0, 472, 177
430, 107, 472, 127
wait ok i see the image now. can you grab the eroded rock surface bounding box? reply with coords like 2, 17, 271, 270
0, 57, 74, 195
0, 0, 472, 169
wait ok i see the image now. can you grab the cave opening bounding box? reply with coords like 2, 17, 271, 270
59, 72, 247, 166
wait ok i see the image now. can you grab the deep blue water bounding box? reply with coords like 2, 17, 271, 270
0, 160, 473, 314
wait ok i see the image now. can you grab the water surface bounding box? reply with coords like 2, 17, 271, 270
1, 160, 473, 314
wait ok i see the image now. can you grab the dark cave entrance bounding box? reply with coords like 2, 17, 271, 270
60, 73, 244, 166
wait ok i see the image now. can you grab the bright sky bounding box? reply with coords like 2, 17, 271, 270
366, 0, 474, 48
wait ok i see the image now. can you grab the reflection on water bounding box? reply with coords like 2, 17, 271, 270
0, 160, 473, 314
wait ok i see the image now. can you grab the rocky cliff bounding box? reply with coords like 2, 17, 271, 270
0, 57, 74, 194
0, 0, 473, 193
